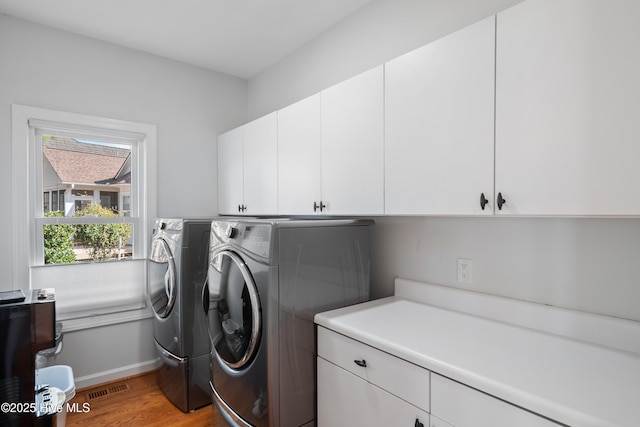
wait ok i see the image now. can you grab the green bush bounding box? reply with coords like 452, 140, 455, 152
43, 211, 76, 264
74, 205, 132, 261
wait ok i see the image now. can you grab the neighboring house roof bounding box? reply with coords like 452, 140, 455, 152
43, 137, 131, 185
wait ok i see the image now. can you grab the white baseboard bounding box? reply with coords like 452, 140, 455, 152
73, 358, 161, 390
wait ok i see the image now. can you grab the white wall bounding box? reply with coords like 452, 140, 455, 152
248, 0, 640, 322
371, 217, 640, 321
0, 13, 247, 384
249, 0, 523, 119
55, 320, 157, 389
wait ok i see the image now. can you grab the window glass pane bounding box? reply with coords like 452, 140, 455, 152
72, 189, 94, 197
43, 220, 75, 265
51, 190, 58, 212
41, 135, 132, 218
43, 219, 134, 265
122, 196, 131, 217
43, 191, 50, 212
75, 200, 92, 211
100, 191, 119, 213
40, 133, 135, 265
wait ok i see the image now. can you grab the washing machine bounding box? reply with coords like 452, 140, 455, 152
148, 218, 213, 412
204, 218, 372, 427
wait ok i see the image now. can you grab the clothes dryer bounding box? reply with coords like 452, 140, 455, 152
148, 218, 213, 412
205, 218, 372, 427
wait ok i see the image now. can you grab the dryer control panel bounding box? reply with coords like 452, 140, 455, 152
210, 221, 272, 260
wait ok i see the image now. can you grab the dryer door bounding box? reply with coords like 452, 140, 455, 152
208, 250, 261, 371
149, 238, 177, 319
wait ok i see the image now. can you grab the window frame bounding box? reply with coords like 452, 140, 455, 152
34, 128, 139, 264
12, 105, 157, 331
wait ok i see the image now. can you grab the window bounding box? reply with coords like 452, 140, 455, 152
100, 191, 120, 213
44, 189, 65, 213
12, 105, 157, 329
39, 135, 133, 263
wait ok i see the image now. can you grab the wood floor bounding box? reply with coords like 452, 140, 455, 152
66, 371, 227, 426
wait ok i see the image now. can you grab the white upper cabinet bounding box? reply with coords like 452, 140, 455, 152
225, 67, 383, 218
277, 94, 322, 215
217, 112, 278, 215
217, 126, 244, 215
385, 16, 496, 215
321, 65, 385, 215
495, 0, 640, 215
243, 112, 278, 215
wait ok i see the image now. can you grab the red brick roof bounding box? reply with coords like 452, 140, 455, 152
43, 137, 130, 184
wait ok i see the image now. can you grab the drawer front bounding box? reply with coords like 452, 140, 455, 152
318, 357, 430, 427
317, 326, 430, 411
431, 374, 560, 427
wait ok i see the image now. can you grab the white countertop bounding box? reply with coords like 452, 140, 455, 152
315, 296, 640, 427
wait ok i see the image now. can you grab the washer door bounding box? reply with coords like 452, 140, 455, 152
149, 238, 177, 319
209, 250, 261, 371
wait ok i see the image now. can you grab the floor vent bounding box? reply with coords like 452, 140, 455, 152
87, 382, 129, 400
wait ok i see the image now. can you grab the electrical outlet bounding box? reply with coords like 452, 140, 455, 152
457, 258, 472, 284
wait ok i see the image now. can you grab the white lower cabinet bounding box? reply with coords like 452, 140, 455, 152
317, 327, 562, 427
430, 374, 560, 427
318, 358, 429, 427
317, 327, 430, 427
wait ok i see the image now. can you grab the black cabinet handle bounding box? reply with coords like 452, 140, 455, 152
313, 201, 326, 213
353, 359, 367, 367
238, 204, 242, 213
414, 418, 424, 427
480, 193, 488, 210
497, 192, 506, 210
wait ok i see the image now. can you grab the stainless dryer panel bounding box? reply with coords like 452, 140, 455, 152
150, 218, 214, 413
278, 224, 370, 427
149, 222, 183, 355
180, 220, 212, 357
208, 219, 372, 427
210, 220, 274, 261
208, 248, 272, 427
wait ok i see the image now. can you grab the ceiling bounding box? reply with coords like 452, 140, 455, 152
0, 0, 372, 79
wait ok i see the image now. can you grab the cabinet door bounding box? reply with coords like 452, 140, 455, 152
495, 0, 640, 215
217, 126, 244, 215
318, 357, 429, 427
385, 16, 495, 215
277, 94, 322, 215
318, 326, 430, 411
430, 416, 455, 427
243, 112, 278, 215
321, 66, 384, 215
431, 374, 560, 427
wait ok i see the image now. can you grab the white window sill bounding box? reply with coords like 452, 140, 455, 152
59, 306, 154, 332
